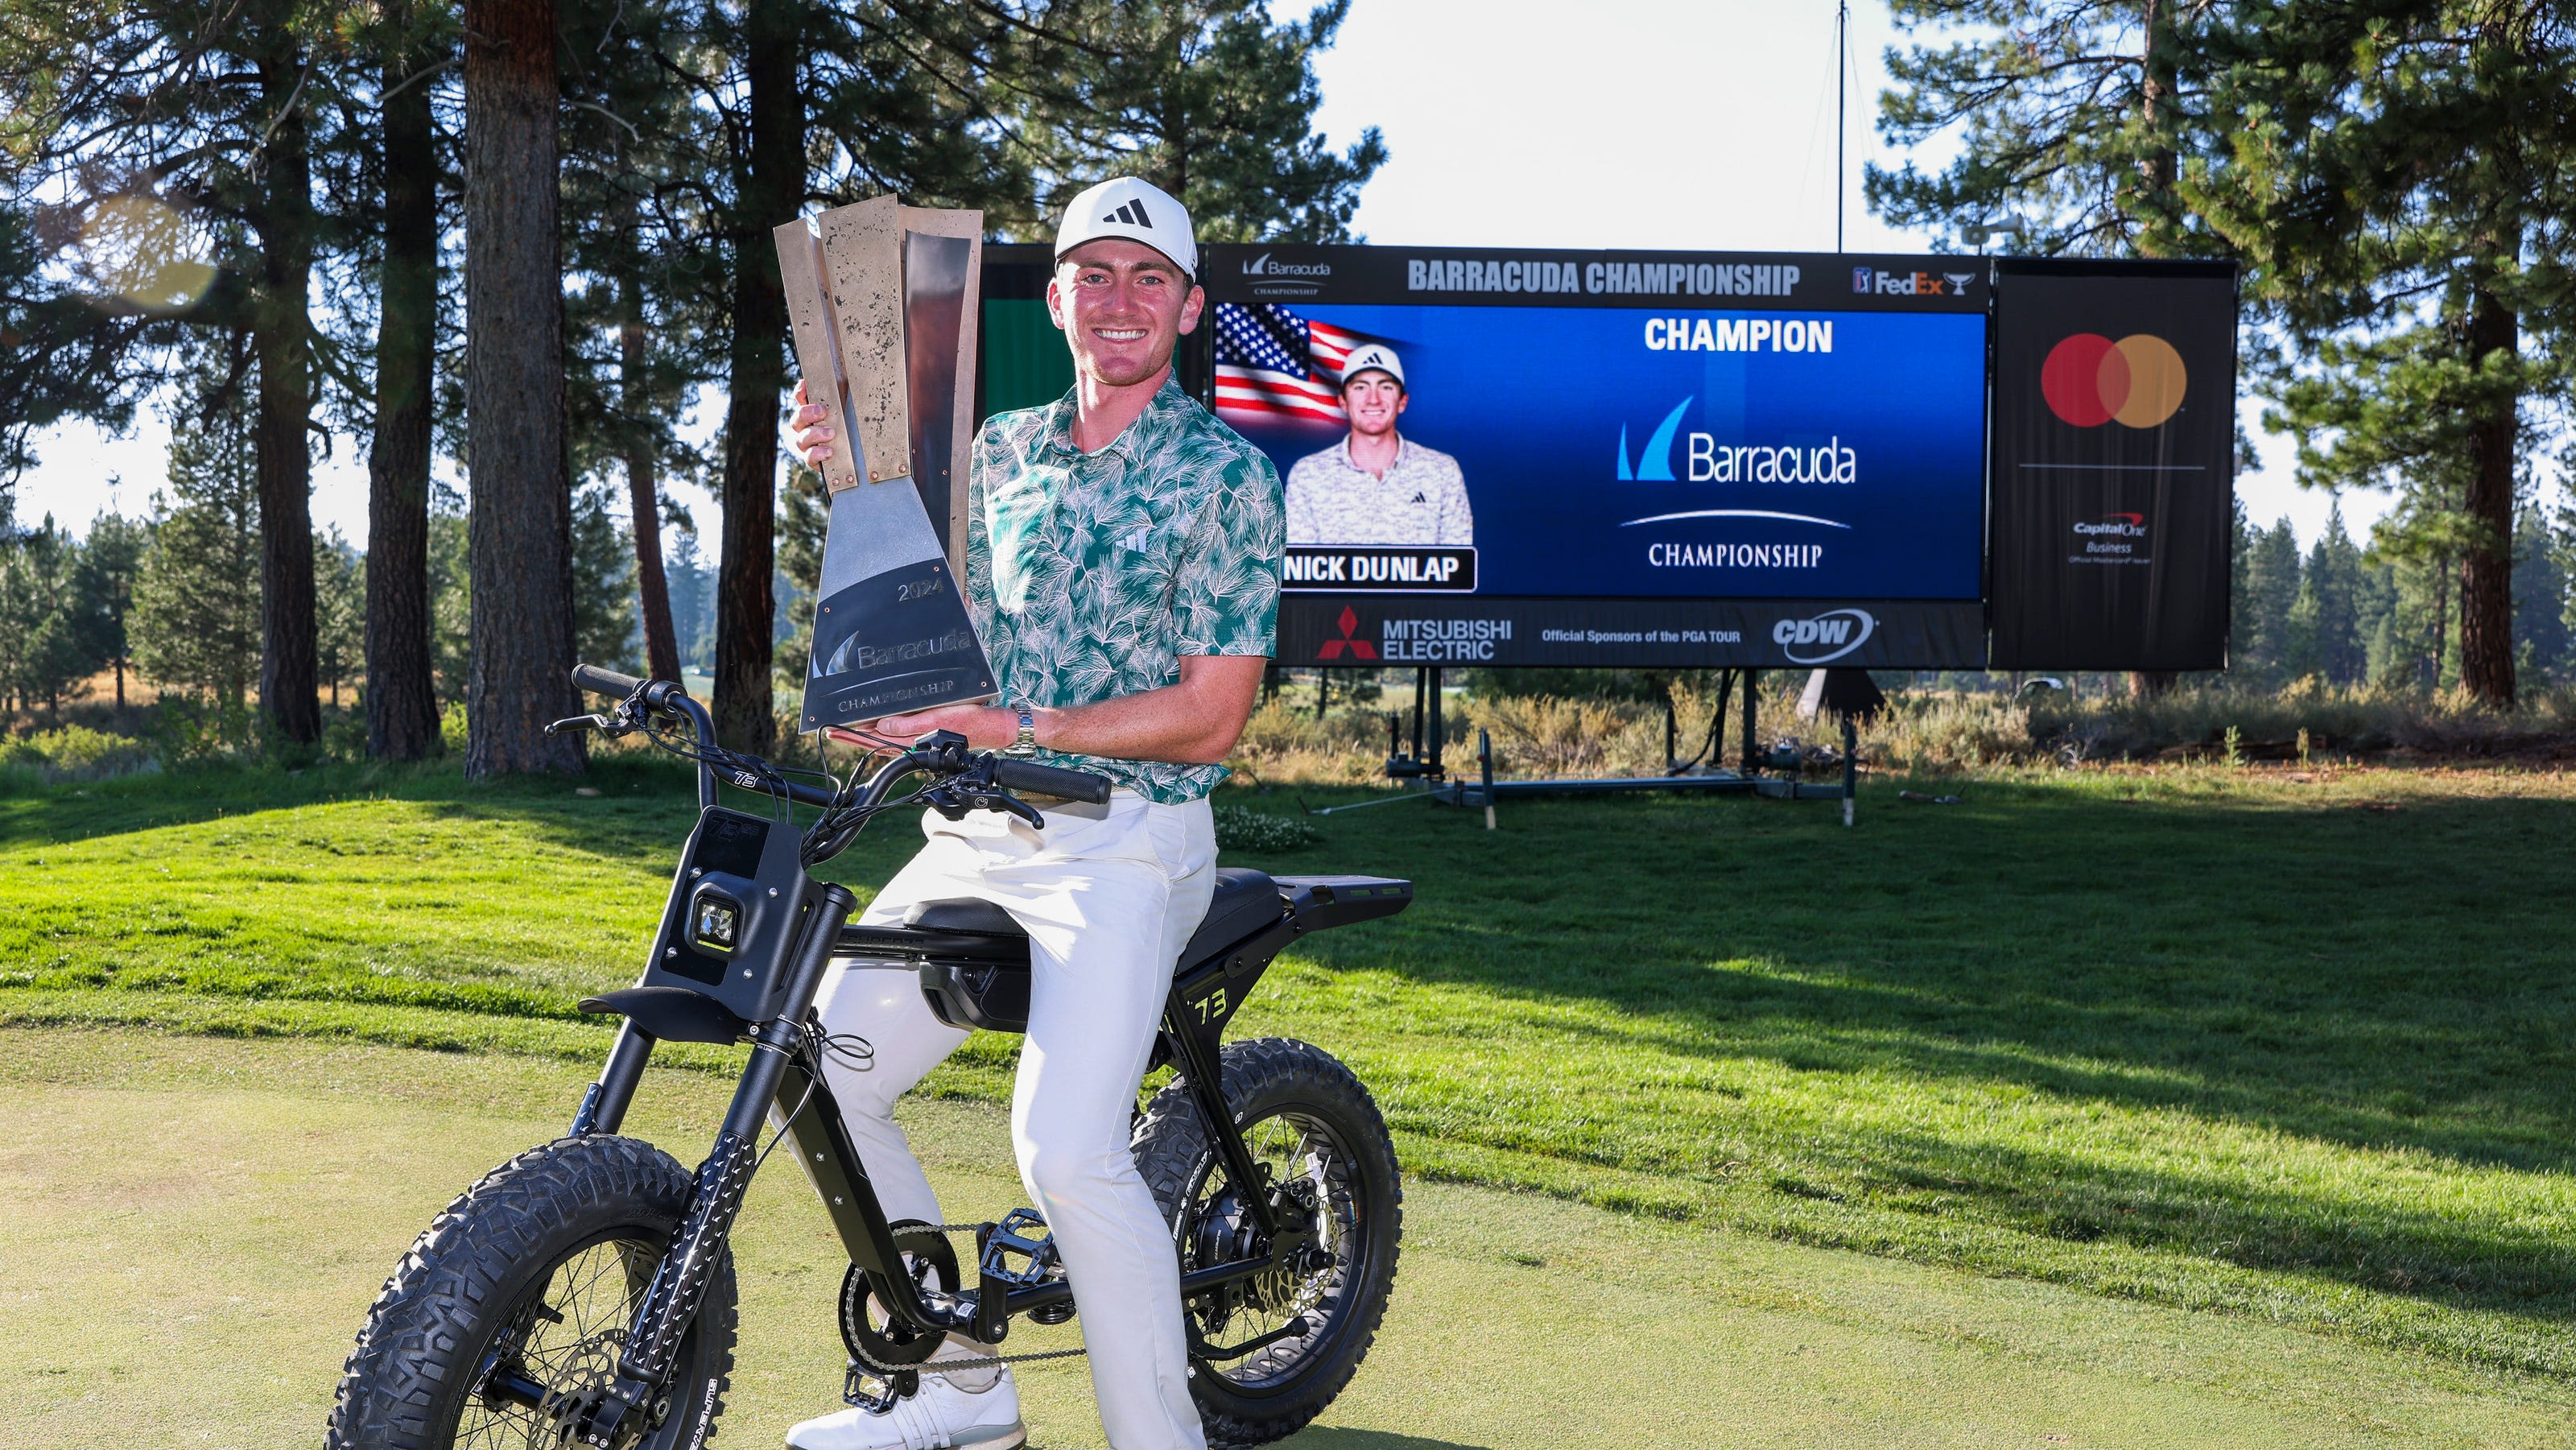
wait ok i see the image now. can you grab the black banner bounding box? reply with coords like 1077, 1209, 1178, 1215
1205, 242, 1987, 313
1988, 260, 2236, 670
1280, 597, 1986, 670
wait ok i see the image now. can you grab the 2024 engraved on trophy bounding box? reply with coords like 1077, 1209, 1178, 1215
774, 196, 998, 731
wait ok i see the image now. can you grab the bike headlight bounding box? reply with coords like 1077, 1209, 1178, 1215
691, 893, 741, 953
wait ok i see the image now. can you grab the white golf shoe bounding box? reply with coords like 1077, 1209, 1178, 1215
782, 1347, 1024, 1450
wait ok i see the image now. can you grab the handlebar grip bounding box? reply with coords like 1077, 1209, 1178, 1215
571, 663, 647, 700
992, 758, 1113, 804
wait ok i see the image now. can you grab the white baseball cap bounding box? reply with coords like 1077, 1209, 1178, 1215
1340, 343, 1405, 389
1055, 176, 1198, 279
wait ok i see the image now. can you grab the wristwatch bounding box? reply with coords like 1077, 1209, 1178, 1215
1005, 704, 1038, 758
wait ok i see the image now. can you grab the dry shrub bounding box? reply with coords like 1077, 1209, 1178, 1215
1219, 680, 2576, 784
1228, 700, 1397, 786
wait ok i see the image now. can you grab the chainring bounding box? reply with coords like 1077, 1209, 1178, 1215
839, 1221, 963, 1371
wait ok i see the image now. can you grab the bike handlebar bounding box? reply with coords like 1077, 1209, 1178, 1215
567, 662, 1113, 820
572, 663, 646, 699
990, 758, 1113, 804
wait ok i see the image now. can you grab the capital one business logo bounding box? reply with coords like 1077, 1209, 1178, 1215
1612, 395, 1852, 531
1772, 607, 1876, 664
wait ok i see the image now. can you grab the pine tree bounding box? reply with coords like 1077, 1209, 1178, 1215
2189, 6, 2576, 707
2302, 503, 2370, 684
571, 482, 642, 673
314, 528, 365, 709
1009, 0, 1388, 241
0, 516, 86, 718
132, 392, 264, 710
427, 508, 473, 708
71, 510, 150, 714
771, 467, 828, 684
1870, 0, 2221, 256
0, 0, 348, 741
2239, 517, 2303, 684
2512, 499, 2570, 684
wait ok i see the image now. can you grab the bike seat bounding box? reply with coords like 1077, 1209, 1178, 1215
901, 869, 1285, 965
1183, 869, 1287, 965
903, 898, 1022, 935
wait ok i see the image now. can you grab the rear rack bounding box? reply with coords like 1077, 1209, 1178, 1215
1274, 875, 1413, 932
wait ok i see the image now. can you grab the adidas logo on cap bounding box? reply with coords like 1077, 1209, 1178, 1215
1057, 176, 1197, 276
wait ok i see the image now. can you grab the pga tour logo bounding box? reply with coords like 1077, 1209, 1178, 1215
1772, 607, 1876, 664
1851, 266, 1978, 297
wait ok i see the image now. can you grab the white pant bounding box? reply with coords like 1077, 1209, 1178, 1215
811, 791, 1217, 1450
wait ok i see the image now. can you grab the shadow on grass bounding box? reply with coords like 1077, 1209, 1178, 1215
1287, 1431, 1496, 1450
1278, 775, 2576, 1330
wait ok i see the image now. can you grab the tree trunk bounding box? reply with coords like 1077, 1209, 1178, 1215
2458, 280, 2517, 706
255, 52, 320, 745
367, 3, 445, 760
711, 0, 803, 754
463, 0, 582, 776
623, 271, 682, 683
2127, 671, 2178, 698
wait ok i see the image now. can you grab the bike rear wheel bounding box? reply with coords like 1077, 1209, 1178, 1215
1133, 1037, 1403, 1449
327, 1134, 737, 1450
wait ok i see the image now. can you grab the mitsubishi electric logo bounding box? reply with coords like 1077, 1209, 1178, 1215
1315, 605, 1378, 661
1241, 252, 1331, 278
1104, 199, 1154, 228
1772, 608, 1876, 663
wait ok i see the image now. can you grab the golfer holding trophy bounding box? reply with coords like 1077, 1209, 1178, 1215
781, 176, 1286, 1450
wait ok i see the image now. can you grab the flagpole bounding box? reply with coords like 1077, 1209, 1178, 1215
1836, 0, 1848, 253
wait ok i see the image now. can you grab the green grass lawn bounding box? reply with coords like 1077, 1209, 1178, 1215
6, 755, 2575, 1381
15, 1030, 2574, 1450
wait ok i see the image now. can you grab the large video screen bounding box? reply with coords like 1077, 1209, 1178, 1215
1207, 245, 1987, 599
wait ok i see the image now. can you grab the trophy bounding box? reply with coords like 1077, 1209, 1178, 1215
774, 196, 999, 732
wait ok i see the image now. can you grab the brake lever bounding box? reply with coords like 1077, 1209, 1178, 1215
980, 791, 1046, 828
543, 713, 621, 737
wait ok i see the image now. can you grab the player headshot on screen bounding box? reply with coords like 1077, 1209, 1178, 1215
1284, 344, 1474, 546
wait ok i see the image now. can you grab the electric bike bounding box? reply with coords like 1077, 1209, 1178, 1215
325, 667, 1411, 1450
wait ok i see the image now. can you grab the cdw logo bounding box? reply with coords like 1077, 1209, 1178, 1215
1316, 605, 1378, 661
1771, 608, 1876, 664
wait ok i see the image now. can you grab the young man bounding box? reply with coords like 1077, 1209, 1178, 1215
778, 176, 1283, 1450
1282, 343, 1473, 545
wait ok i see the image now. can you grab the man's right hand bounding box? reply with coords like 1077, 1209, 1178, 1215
790, 378, 835, 469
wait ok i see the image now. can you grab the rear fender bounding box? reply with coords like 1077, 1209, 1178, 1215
1163, 874, 1413, 1055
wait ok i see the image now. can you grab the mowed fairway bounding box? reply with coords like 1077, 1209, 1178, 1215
4, 758, 2576, 1389
6, 1030, 2573, 1449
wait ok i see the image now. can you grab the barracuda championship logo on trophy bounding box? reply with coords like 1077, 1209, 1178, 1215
774, 197, 998, 730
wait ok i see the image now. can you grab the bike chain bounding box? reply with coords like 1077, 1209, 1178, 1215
848, 1223, 1086, 1382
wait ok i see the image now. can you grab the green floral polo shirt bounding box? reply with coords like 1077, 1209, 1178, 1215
967, 375, 1285, 803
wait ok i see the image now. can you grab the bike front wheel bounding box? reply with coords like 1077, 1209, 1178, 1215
327, 1134, 738, 1450
1133, 1037, 1404, 1448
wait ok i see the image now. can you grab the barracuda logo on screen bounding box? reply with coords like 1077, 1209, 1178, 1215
1613, 396, 1860, 531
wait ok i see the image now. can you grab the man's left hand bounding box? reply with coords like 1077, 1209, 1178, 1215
871, 704, 1018, 752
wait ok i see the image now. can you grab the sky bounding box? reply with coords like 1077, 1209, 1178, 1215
11, 0, 2378, 551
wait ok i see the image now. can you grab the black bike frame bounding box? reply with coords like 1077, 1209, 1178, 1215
555, 684, 1314, 1430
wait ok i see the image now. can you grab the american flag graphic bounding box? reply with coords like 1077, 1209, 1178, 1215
1212, 303, 1362, 425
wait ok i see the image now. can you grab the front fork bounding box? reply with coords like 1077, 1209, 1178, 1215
555, 886, 885, 1448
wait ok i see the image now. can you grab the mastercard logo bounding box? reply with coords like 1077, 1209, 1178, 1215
2041, 333, 2187, 428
